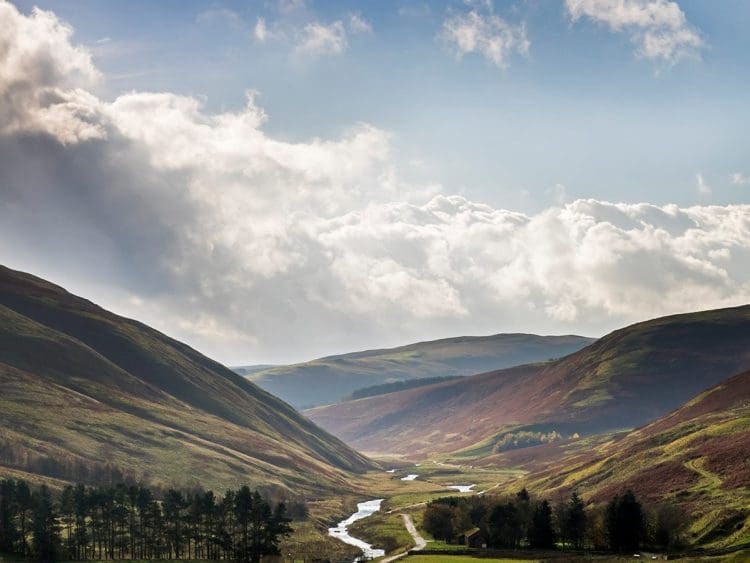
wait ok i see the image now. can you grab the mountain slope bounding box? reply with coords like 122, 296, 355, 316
243, 334, 595, 408
0, 265, 373, 493
306, 305, 750, 458
508, 369, 750, 549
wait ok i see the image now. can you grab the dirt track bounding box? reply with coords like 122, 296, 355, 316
380, 514, 426, 563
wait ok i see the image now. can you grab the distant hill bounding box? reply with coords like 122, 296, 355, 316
234, 364, 277, 377
242, 334, 595, 408
306, 306, 750, 458
507, 369, 750, 550
0, 265, 373, 494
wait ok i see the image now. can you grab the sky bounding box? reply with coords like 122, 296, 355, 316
1, 0, 749, 365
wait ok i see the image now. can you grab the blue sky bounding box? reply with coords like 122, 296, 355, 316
13, 0, 750, 211
2, 0, 750, 363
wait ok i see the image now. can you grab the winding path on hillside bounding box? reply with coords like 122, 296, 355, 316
386, 502, 426, 514
380, 514, 426, 563
477, 482, 501, 495
403, 514, 427, 550
685, 457, 722, 490
379, 477, 502, 560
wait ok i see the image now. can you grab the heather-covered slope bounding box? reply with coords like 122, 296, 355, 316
0, 265, 373, 493
242, 334, 594, 408
508, 369, 750, 549
307, 306, 750, 457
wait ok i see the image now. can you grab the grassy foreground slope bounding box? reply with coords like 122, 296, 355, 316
0, 265, 373, 493
499, 369, 750, 550
307, 306, 750, 458
243, 334, 594, 408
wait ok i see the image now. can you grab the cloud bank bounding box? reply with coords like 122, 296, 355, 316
1, 2, 748, 363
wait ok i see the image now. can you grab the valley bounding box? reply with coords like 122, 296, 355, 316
2, 1, 748, 561
307, 306, 750, 458
2, 265, 750, 562
239, 334, 594, 409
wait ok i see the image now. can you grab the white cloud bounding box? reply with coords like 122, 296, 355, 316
348, 13, 373, 35
293, 14, 371, 57
294, 21, 346, 56
565, 0, 704, 63
0, 2, 103, 143
254, 17, 272, 42
2, 1, 750, 364
696, 172, 711, 196
252, 15, 290, 44
313, 197, 750, 329
198, 5, 369, 56
441, 2, 529, 68
730, 172, 750, 186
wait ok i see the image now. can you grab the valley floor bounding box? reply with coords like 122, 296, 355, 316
3, 456, 746, 563
313, 462, 750, 563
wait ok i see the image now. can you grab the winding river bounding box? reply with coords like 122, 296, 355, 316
328, 499, 386, 561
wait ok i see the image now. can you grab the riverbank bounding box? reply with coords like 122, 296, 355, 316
329, 499, 387, 560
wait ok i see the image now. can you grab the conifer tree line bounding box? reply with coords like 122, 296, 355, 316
423, 489, 687, 553
0, 478, 294, 562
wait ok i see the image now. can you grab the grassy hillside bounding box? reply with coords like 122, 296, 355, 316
307, 305, 750, 458
0, 265, 374, 494
244, 334, 595, 408
498, 369, 750, 550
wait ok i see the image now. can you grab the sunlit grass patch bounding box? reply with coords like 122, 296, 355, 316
348, 512, 415, 555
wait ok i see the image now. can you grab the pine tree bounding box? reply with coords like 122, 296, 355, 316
529, 500, 556, 549
136, 485, 154, 559
233, 486, 254, 562
59, 485, 75, 559
31, 485, 60, 561
162, 489, 186, 559
606, 490, 643, 552
566, 491, 586, 549
202, 490, 217, 560
73, 483, 89, 560
487, 501, 522, 548
0, 479, 18, 554
15, 479, 33, 557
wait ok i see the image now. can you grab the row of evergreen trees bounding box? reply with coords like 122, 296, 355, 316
0, 479, 293, 562
423, 488, 685, 553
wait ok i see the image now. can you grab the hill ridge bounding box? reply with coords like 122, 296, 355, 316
243, 333, 595, 408
307, 304, 750, 458
0, 264, 373, 493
